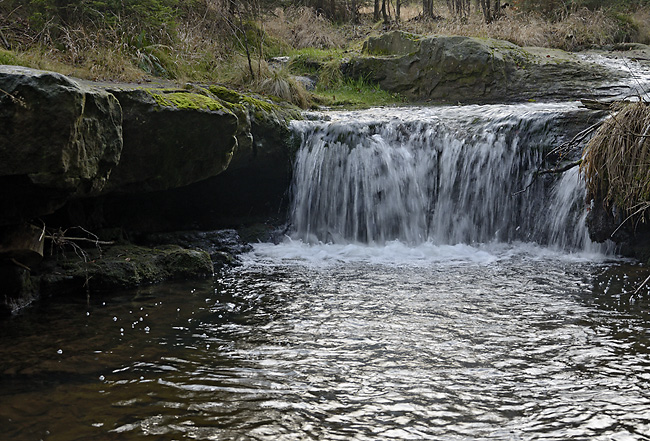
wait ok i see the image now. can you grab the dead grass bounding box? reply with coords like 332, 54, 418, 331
226, 55, 311, 108
1, 1, 646, 97
264, 7, 345, 49
396, 6, 622, 50
630, 7, 650, 45
581, 102, 650, 219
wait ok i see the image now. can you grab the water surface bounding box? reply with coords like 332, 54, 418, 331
2, 243, 650, 440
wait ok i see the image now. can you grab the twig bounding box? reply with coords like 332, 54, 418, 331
44, 235, 114, 245
0, 88, 26, 107
609, 202, 650, 238
513, 160, 582, 195
535, 159, 582, 177
634, 273, 650, 295
10, 258, 32, 272
544, 121, 602, 161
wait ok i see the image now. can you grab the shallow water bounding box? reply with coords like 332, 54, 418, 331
2, 243, 650, 440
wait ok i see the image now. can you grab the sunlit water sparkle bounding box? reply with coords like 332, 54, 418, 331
2, 102, 650, 440
1, 246, 650, 440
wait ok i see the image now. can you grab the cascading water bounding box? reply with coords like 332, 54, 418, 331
290, 103, 605, 252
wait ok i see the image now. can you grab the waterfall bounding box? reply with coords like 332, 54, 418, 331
289, 104, 605, 251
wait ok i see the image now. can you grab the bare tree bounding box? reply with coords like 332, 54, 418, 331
446, 0, 470, 18
423, 0, 435, 18
478, 0, 501, 23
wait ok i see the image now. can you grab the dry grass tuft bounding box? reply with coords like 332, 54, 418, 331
227, 56, 311, 108
581, 102, 650, 218
264, 7, 344, 49
257, 67, 311, 108
398, 6, 622, 50
631, 7, 650, 45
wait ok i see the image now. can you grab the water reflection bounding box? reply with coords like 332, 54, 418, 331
1, 249, 650, 440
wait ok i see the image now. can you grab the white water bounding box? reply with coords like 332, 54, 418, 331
288, 103, 608, 256
579, 53, 650, 101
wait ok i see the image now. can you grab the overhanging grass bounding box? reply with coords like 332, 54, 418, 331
582, 101, 650, 219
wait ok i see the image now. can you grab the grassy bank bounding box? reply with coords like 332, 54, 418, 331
1, 1, 649, 108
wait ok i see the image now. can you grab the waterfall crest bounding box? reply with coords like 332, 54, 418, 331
289, 104, 605, 251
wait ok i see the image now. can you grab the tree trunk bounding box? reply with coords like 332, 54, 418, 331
479, 0, 501, 23
374, 0, 380, 21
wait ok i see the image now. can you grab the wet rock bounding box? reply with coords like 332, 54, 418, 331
101, 87, 239, 194
139, 229, 253, 267
39, 244, 213, 296
0, 65, 122, 225
0, 265, 39, 316
587, 200, 650, 263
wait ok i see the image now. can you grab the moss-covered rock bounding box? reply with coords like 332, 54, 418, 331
101, 87, 239, 193
348, 31, 630, 104
39, 243, 213, 295
0, 65, 123, 225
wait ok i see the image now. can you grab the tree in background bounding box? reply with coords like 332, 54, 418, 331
478, 0, 501, 23
446, 0, 470, 18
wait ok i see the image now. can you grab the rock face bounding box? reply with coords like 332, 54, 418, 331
102, 87, 239, 194
0, 66, 122, 224
347, 31, 631, 104
0, 67, 300, 314
39, 244, 214, 296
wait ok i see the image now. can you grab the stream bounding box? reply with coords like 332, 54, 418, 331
2, 102, 650, 440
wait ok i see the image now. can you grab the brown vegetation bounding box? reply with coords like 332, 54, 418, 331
582, 102, 650, 222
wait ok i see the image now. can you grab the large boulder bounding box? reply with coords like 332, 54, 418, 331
347, 31, 637, 104
0, 67, 302, 314
101, 87, 240, 194
0, 66, 122, 224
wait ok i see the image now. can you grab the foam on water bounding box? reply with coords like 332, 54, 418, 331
244, 239, 613, 269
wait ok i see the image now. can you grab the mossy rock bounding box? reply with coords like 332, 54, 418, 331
148, 90, 228, 112
362, 30, 422, 56
40, 244, 213, 294
102, 87, 239, 194
350, 32, 628, 104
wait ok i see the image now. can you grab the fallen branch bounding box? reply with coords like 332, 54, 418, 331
580, 99, 612, 111
513, 159, 582, 195
534, 159, 582, 177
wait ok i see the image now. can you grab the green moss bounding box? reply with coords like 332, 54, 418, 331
312, 77, 406, 109
209, 85, 244, 104
0, 49, 19, 66
148, 89, 228, 112
208, 85, 300, 121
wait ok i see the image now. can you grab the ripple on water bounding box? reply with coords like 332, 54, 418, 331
1, 245, 650, 440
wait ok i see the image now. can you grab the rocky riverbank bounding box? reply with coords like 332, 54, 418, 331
346, 31, 650, 104
0, 65, 300, 314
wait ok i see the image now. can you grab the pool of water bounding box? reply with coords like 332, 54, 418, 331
1, 242, 650, 440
